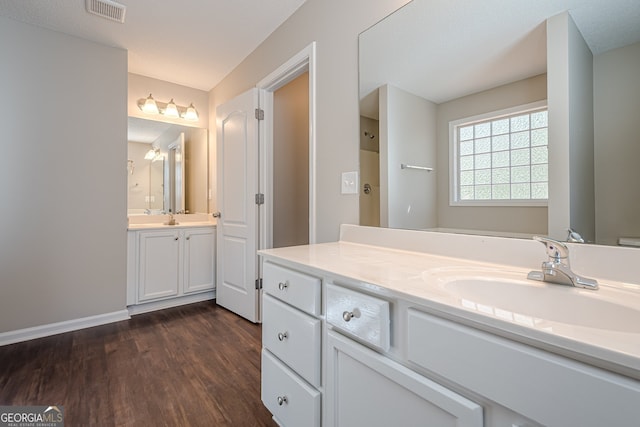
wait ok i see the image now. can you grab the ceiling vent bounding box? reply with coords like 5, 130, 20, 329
85, 0, 127, 24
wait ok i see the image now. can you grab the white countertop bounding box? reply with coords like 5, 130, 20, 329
127, 221, 216, 230
259, 240, 640, 380
127, 213, 216, 230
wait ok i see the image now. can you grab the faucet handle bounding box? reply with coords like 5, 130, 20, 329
533, 236, 569, 263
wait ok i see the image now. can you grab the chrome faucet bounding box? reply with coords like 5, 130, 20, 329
527, 236, 598, 290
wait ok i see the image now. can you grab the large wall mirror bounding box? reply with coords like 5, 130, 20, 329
359, 0, 640, 246
127, 117, 209, 215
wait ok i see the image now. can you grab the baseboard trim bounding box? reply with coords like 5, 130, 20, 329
0, 310, 131, 346
127, 291, 216, 316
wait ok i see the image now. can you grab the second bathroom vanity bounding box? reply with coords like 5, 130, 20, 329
127, 214, 216, 314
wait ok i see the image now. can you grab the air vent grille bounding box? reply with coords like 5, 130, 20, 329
85, 0, 126, 23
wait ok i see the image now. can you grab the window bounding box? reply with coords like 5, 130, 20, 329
450, 101, 548, 206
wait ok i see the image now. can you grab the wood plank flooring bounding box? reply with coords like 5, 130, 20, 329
0, 302, 277, 426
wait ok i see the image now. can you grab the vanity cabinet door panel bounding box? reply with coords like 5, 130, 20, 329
407, 309, 640, 427
138, 230, 180, 302
183, 227, 216, 294
325, 330, 483, 427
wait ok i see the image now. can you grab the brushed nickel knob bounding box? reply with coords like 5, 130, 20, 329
277, 331, 289, 341
343, 311, 355, 322
277, 396, 288, 406
278, 281, 289, 290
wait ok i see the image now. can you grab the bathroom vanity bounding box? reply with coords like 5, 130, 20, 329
259, 225, 640, 427
127, 214, 216, 314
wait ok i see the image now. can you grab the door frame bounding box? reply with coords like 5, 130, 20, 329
257, 42, 317, 250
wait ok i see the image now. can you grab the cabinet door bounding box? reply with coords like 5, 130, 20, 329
138, 230, 180, 302
325, 330, 483, 427
183, 228, 216, 294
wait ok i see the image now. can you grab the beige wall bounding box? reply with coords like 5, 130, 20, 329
436, 74, 549, 235
0, 16, 127, 332
273, 73, 310, 248
594, 42, 640, 245
184, 127, 209, 214
209, 0, 411, 243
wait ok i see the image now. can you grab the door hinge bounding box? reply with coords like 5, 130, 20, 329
255, 278, 263, 289
255, 108, 264, 120
255, 193, 264, 205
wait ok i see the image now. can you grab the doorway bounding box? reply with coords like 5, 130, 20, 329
272, 72, 310, 248
258, 42, 317, 251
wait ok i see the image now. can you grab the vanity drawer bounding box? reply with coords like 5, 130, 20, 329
326, 283, 390, 352
262, 294, 321, 387
262, 349, 321, 427
263, 261, 321, 315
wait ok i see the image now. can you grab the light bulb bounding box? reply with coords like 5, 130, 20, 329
183, 103, 199, 121
164, 98, 179, 118
142, 94, 159, 114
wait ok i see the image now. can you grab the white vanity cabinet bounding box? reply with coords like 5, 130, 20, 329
127, 226, 216, 312
261, 261, 322, 427
324, 284, 483, 427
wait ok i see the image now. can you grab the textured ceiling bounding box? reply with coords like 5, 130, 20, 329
0, 0, 308, 91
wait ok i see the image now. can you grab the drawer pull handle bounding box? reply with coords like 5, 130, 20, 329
277, 396, 288, 406
277, 331, 289, 341
343, 311, 355, 322
278, 281, 289, 290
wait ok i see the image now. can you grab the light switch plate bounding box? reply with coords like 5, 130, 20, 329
341, 171, 359, 194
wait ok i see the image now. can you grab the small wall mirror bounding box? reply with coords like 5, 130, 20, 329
127, 117, 209, 215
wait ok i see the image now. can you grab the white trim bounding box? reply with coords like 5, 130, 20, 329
257, 42, 317, 248
449, 100, 549, 207
127, 291, 215, 316
0, 309, 130, 346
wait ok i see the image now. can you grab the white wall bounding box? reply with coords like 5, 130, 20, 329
209, 0, 411, 243
594, 42, 640, 245
436, 74, 548, 235
0, 16, 127, 332
547, 12, 595, 242
380, 84, 437, 230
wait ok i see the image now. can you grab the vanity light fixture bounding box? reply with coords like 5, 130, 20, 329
137, 94, 199, 122
144, 147, 160, 160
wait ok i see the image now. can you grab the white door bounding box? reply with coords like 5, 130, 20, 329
215, 88, 260, 322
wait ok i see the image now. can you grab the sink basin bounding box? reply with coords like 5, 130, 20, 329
441, 277, 640, 333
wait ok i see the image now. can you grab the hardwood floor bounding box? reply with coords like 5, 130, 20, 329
0, 302, 277, 427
